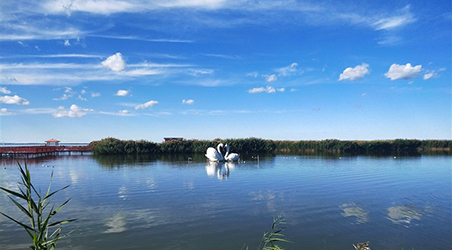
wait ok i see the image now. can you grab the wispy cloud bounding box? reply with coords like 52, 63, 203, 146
248, 86, 284, 94
0, 59, 195, 86
135, 100, 159, 110
3, 1, 417, 35
90, 34, 193, 43
275, 63, 299, 77
0, 54, 103, 59
372, 5, 415, 30
423, 68, 445, 80
265, 74, 278, 83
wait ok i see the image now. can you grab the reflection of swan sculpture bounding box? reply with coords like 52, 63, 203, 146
205, 162, 230, 180
205, 161, 219, 176
224, 144, 240, 162
205, 143, 224, 162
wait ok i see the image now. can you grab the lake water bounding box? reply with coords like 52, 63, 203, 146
0, 154, 451, 250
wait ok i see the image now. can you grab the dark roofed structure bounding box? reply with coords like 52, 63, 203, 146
164, 137, 183, 142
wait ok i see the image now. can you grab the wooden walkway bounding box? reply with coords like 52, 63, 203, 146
0, 146, 92, 157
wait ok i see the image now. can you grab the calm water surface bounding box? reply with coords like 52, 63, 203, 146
0, 154, 451, 250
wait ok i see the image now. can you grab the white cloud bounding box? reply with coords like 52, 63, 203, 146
265, 74, 277, 83
182, 99, 194, 105
373, 5, 415, 30
0, 60, 193, 86
423, 72, 434, 80
102, 52, 126, 72
423, 68, 444, 80
77, 95, 87, 101
190, 69, 214, 76
246, 72, 259, 78
64, 39, 70, 46
53, 93, 72, 101
119, 110, 130, 115
248, 86, 285, 94
52, 104, 92, 118
0, 108, 12, 115
43, 0, 228, 15
116, 90, 130, 96
0, 87, 11, 94
0, 95, 30, 105
385, 63, 422, 80
275, 63, 298, 76
135, 100, 158, 110
91, 92, 101, 97
339, 63, 370, 81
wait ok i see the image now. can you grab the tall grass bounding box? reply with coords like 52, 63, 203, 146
0, 162, 75, 250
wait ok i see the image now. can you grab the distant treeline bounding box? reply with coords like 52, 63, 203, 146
89, 137, 451, 155
89, 137, 275, 155
275, 139, 451, 154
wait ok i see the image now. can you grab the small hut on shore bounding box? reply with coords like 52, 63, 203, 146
45, 138, 60, 146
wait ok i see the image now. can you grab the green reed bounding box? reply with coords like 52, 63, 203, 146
0, 162, 75, 250
243, 215, 291, 250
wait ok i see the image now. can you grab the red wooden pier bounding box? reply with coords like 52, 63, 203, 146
0, 145, 92, 157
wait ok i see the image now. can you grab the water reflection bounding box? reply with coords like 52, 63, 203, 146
1, 154, 449, 250
205, 162, 236, 180
249, 190, 283, 213
104, 213, 127, 233
118, 186, 128, 200
387, 205, 422, 226
93, 154, 158, 168
340, 203, 369, 224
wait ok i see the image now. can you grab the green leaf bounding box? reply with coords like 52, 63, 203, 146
0, 212, 34, 231
0, 187, 27, 200
6, 195, 33, 219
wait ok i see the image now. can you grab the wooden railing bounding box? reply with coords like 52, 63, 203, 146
0, 146, 92, 155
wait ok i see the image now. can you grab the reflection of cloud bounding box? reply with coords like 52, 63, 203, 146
184, 181, 195, 190
340, 203, 369, 224
69, 169, 79, 184
118, 186, 127, 200
249, 190, 282, 212
146, 178, 157, 190
104, 214, 127, 233
387, 205, 421, 226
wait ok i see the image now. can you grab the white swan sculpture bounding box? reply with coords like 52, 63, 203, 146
224, 144, 240, 162
205, 143, 224, 162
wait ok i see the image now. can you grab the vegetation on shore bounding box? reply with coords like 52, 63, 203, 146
90, 137, 451, 155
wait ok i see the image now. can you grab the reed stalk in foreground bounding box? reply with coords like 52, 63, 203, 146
0, 162, 76, 250
243, 215, 291, 250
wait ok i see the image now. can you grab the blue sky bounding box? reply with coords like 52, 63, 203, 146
1, 0, 451, 143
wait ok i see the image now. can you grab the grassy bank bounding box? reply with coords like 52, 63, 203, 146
89, 137, 451, 155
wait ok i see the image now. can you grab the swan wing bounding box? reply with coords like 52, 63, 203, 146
206, 147, 219, 161
226, 153, 240, 161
